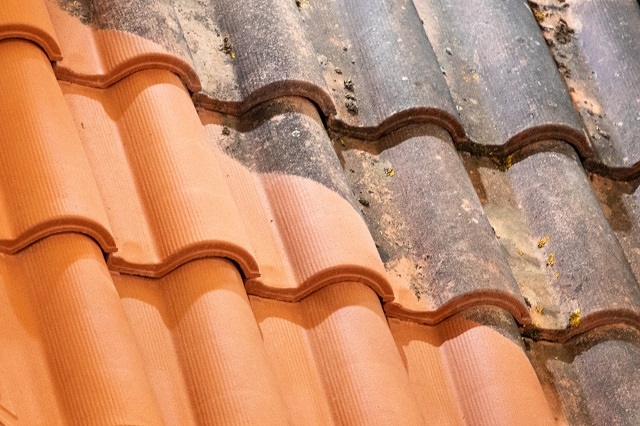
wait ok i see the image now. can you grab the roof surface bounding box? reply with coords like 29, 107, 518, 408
0, 0, 639, 424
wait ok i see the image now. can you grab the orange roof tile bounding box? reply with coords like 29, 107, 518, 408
2, 0, 640, 423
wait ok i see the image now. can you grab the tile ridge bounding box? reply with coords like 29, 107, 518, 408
45, 0, 201, 93
0, 219, 116, 255
524, 308, 640, 344
0, 0, 62, 61
384, 290, 531, 328
55, 51, 201, 92
243, 171, 394, 303
386, 295, 640, 346
107, 241, 259, 280
193, 80, 336, 122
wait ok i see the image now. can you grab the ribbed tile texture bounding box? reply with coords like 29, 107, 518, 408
61, 70, 259, 279
0, 0, 61, 61
0, 234, 163, 424
0, 40, 115, 253
390, 307, 556, 425
3, 0, 640, 422
46, 0, 200, 91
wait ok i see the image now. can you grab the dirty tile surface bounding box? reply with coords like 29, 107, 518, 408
1, 0, 640, 423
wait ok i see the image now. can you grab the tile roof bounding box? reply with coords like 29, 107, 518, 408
1, 0, 639, 423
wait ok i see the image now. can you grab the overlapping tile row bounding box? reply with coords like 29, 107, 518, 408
0, 39, 116, 253
15, 0, 638, 179
528, 0, 640, 179
338, 124, 640, 341
58, 69, 390, 300
43, 0, 464, 142
0, 232, 560, 423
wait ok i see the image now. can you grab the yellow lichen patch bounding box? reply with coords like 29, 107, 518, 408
555, 272, 559, 279
538, 235, 550, 248
535, 306, 544, 314
547, 252, 555, 266
385, 167, 395, 177
518, 250, 524, 256
569, 308, 581, 328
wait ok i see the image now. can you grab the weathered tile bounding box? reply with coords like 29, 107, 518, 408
530, 0, 640, 179
527, 324, 640, 425
414, 0, 587, 155
464, 142, 640, 338
338, 125, 528, 324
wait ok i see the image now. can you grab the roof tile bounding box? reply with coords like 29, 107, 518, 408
414, 0, 587, 156
338, 126, 528, 324
0, 0, 61, 61
0, 234, 163, 424
533, 0, 640, 178
465, 142, 640, 339
46, 0, 201, 91
0, 39, 115, 253
391, 307, 556, 425
62, 69, 258, 278
114, 258, 291, 425
527, 324, 640, 424
251, 283, 426, 425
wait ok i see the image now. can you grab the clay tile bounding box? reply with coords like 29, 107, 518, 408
390, 307, 556, 425
180, 0, 463, 141
0, 40, 115, 253
251, 282, 425, 424
0, 0, 62, 61
45, 0, 201, 91
61, 69, 257, 278
0, 233, 163, 423
200, 99, 393, 302
114, 258, 290, 424
414, 0, 587, 156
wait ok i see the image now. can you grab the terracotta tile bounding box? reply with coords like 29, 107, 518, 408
46, 0, 200, 91
527, 324, 640, 424
61, 69, 258, 279
390, 307, 556, 425
177, 0, 334, 118
338, 126, 528, 324
0, 234, 163, 424
531, 0, 640, 179
414, 0, 587, 157
0, 39, 115, 253
290, 0, 464, 141
175, 0, 464, 141
463, 142, 640, 339
0, 0, 61, 61
250, 282, 426, 425
201, 100, 393, 302
114, 258, 290, 425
